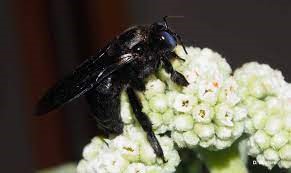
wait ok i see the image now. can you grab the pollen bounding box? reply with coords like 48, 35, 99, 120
199, 110, 206, 118
182, 100, 189, 107
213, 82, 219, 88
123, 146, 134, 152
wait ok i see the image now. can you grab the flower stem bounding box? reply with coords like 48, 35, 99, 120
198, 143, 248, 173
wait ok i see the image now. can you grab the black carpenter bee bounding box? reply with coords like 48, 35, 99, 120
35, 16, 189, 162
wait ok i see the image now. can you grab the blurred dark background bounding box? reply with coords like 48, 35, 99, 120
0, 0, 290, 172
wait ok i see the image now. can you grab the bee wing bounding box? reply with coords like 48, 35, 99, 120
35, 52, 136, 116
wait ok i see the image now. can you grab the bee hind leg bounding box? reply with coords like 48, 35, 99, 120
126, 86, 166, 163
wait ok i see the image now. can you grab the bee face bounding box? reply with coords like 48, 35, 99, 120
149, 22, 178, 53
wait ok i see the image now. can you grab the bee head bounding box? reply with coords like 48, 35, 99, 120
150, 16, 188, 54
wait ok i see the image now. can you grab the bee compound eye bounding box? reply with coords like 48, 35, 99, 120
158, 31, 177, 50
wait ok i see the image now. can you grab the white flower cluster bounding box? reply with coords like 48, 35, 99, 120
234, 62, 291, 169
133, 46, 247, 150
77, 125, 180, 173
78, 47, 291, 171
234, 62, 286, 99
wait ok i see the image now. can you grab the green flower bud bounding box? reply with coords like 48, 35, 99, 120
148, 112, 163, 130
216, 126, 233, 140
149, 94, 168, 113
194, 123, 215, 140
279, 145, 291, 160
264, 115, 283, 136
214, 103, 234, 127
183, 131, 199, 147
271, 131, 289, 150
174, 114, 194, 132
253, 130, 271, 150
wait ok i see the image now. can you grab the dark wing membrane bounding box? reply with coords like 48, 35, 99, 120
35, 51, 135, 116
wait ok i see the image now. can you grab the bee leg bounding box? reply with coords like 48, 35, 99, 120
126, 87, 167, 163
171, 52, 185, 61
162, 57, 189, 86
130, 77, 146, 91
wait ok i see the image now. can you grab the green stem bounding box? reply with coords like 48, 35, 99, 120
198, 144, 248, 173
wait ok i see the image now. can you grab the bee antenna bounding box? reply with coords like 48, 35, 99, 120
163, 16, 187, 54
163, 15, 185, 29
173, 33, 188, 55
163, 16, 169, 28
177, 34, 188, 55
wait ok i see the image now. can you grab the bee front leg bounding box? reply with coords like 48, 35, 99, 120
162, 57, 189, 86
126, 87, 166, 163
170, 52, 185, 61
